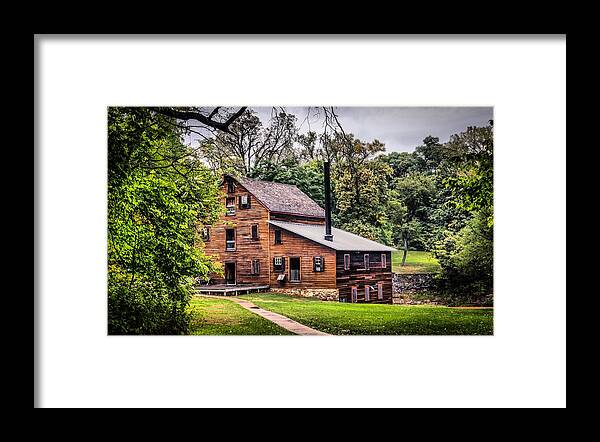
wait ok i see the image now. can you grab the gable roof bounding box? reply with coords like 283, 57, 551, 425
233, 176, 325, 218
269, 220, 396, 252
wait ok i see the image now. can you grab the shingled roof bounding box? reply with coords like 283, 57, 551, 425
233, 176, 326, 218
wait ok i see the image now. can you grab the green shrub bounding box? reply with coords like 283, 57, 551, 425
433, 210, 493, 304
108, 269, 191, 335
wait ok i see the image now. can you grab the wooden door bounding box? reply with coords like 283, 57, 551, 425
225, 262, 236, 285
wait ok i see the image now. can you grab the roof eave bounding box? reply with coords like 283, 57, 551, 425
270, 211, 326, 219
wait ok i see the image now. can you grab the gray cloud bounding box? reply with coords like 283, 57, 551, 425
253, 106, 493, 152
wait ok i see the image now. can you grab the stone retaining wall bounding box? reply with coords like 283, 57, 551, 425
393, 273, 435, 294
274, 288, 339, 302
392, 273, 440, 305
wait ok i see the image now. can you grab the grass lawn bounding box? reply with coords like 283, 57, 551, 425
392, 250, 441, 274
239, 293, 493, 335
188, 296, 293, 335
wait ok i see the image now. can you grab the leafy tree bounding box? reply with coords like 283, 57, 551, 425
433, 209, 493, 303
295, 131, 319, 162
384, 172, 438, 261
333, 158, 394, 244
329, 133, 386, 207
443, 123, 494, 227
108, 108, 222, 334
378, 151, 422, 180
394, 172, 436, 221
432, 122, 494, 303
199, 109, 297, 176
413, 136, 447, 173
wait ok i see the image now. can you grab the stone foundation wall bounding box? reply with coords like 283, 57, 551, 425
274, 288, 339, 302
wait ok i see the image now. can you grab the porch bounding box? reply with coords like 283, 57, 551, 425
195, 283, 271, 296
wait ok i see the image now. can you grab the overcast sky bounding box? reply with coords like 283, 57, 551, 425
254, 106, 493, 152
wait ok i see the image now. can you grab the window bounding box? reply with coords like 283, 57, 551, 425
201, 227, 210, 241
251, 224, 259, 240
364, 254, 370, 270
239, 194, 251, 209
344, 253, 350, 270
381, 253, 387, 269
226, 197, 236, 216
290, 257, 301, 282
377, 282, 384, 300
251, 259, 260, 275
351, 286, 358, 303
313, 256, 324, 272
365, 285, 370, 302
227, 180, 235, 193
225, 229, 235, 251
273, 256, 285, 272
274, 229, 282, 244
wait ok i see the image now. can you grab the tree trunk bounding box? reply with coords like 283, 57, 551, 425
401, 235, 408, 266
354, 172, 361, 206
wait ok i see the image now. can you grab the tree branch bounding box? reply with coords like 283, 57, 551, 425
153, 106, 247, 135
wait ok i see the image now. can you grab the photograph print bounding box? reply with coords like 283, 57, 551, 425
107, 106, 493, 336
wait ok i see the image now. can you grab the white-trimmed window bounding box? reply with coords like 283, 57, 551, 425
344, 253, 350, 270
365, 285, 370, 301
239, 194, 251, 209
351, 286, 358, 303
377, 282, 384, 300
364, 254, 370, 270
225, 228, 235, 251
313, 256, 324, 272
251, 259, 260, 275
381, 253, 387, 269
226, 197, 236, 215
273, 256, 285, 272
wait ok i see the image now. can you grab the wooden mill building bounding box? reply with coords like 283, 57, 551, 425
201, 163, 396, 303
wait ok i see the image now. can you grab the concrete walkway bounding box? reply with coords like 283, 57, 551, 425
196, 294, 330, 336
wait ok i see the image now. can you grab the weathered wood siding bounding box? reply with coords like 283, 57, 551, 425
269, 225, 337, 289
336, 251, 393, 304
270, 213, 325, 225
203, 180, 271, 285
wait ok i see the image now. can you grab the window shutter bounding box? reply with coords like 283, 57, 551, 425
238, 195, 242, 208
247, 195, 251, 208
321, 256, 324, 271
281, 257, 286, 271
